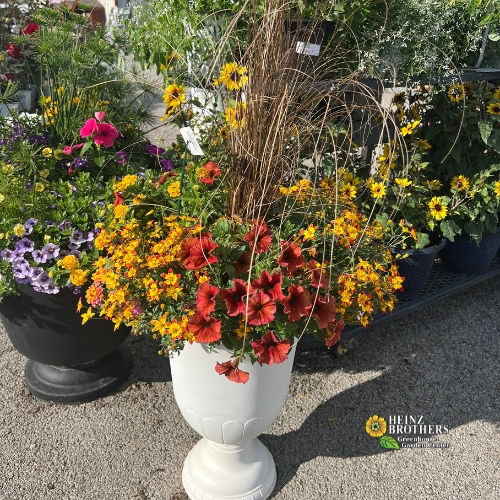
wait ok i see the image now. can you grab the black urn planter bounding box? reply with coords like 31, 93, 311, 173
440, 227, 500, 274
0, 285, 132, 404
391, 239, 446, 299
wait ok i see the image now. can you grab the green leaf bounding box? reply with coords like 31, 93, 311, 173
379, 435, 400, 450
485, 213, 499, 234
440, 220, 461, 242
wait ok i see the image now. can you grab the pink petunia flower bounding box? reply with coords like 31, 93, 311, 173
93, 122, 119, 148
80, 118, 98, 138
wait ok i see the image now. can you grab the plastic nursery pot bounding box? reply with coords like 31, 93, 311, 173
391, 239, 446, 299
0, 285, 132, 404
440, 227, 500, 275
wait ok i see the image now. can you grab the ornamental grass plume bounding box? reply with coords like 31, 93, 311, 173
81, 0, 407, 382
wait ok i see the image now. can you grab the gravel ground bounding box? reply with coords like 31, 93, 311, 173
1, 276, 499, 500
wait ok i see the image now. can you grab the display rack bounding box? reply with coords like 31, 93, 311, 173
299, 253, 500, 353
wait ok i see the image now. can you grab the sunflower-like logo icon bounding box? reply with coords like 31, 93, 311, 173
365, 414, 400, 450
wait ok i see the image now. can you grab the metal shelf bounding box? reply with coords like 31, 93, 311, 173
299, 253, 500, 350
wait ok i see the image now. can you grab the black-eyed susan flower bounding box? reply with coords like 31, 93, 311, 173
429, 196, 447, 220
451, 174, 470, 191
448, 84, 466, 102
213, 62, 248, 91
486, 102, 500, 115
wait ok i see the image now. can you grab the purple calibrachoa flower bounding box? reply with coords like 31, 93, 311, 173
70, 230, 86, 245
32, 249, 47, 264
24, 218, 38, 234
115, 151, 127, 164
42, 243, 60, 260
15, 238, 35, 253
160, 158, 175, 172
0, 249, 14, 262
74, 157, 88, 169
44, 283, 60, 294
59, 220, 71, 231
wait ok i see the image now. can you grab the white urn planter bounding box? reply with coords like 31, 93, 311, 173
170, 341, 297, 500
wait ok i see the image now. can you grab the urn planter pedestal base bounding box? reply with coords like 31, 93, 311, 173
182, 437, 276, 500
24, 343, 132, 404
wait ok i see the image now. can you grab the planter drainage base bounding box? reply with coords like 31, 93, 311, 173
24, 343, 132, 404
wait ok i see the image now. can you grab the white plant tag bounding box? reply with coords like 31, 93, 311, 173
295, 41, 321, 56
180, 126, 204, 156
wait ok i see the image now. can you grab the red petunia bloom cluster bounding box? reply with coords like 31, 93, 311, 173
184, 220, 341, 383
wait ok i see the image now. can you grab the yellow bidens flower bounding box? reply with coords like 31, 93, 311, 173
400, 121, 420, 136
365, 414, 387, 437
81, 307, 95, 325
429, 196, 447, 220
213, 62, 249, 91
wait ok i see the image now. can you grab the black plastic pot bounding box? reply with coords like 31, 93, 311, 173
391, 239, 446, 299
440, 227, 500, 274
0, 285, 132, 404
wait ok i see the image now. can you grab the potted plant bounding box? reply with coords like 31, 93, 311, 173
86, 1, 405, 497
0, 4, 157, 403
409, 81, 500, 272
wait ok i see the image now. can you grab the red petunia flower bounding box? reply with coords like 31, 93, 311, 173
305, 259, 330, 289
221, 279, 253, 316
177, 234, 219, 270
198, 161, 221, 185
251, 331, 291, 365
281, 284, 312, 322
196, 281, 220, 316
233, 250, 253, 275
245, 292, 276, 326
24, 23, 39, 35
310, 293, 337, 329
94, 122, 119, 148
244, 219, 272, 254
325, 317, 345, 347
6, 44, 20, 59
277, 241, 304, 274
215, 360, 250, 384
187, 312, 222, 342
251, 269, 285, 300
